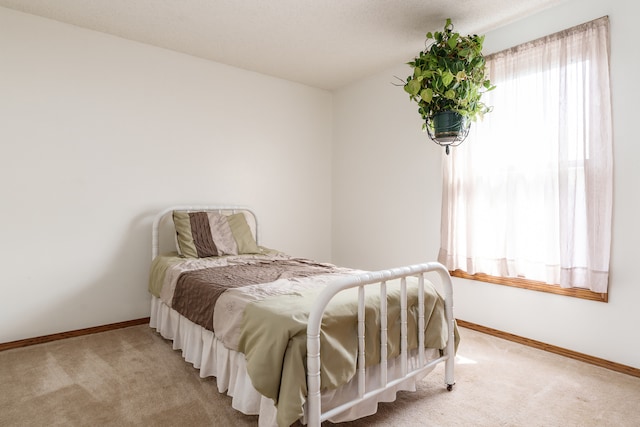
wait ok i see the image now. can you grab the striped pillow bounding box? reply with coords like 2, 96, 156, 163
172, 211, 260, 258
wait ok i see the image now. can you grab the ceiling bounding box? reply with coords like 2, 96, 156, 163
0, 0, 565, 90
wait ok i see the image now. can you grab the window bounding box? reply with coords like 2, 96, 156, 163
438, 17, 613, 298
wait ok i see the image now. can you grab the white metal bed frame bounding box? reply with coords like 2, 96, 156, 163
306, 263, 455, 426
150, 205, 455, 426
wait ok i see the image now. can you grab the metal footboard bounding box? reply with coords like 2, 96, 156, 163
306, 262, 455, 427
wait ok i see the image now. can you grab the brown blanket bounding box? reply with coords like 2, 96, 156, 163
171, 259, 340, 330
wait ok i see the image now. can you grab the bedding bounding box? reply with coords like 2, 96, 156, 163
148, 206, 457, 427
173, 210, 260, 257
148, 250, 360, 345
239, 278, 451, 427
149, 295, 442, 426
149, 251, 455, 427
173, 259, 343, 331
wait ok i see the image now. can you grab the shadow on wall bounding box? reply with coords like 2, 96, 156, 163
5, 208, 163, 345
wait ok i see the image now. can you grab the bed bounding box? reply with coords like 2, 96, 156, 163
148, 205, 457, 427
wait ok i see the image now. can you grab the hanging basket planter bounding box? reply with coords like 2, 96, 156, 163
426, 111, 470, 154
399, 18, 495, 154
432, 111, 468, 142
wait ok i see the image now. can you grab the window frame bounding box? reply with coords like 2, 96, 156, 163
450, 270, 608, 302
439, 17, 612, 298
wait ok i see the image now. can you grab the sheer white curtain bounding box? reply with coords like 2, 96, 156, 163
438, 17, 613, 293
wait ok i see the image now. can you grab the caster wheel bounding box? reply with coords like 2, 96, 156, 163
446, 383, 454, 391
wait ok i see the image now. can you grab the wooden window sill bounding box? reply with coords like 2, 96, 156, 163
450, 270, 608, 302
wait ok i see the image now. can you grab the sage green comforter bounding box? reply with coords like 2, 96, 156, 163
238, 277, 458, 427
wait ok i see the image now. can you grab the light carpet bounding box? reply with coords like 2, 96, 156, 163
1, 325, 639, 426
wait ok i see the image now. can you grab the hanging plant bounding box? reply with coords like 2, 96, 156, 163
402, 19, 495, 151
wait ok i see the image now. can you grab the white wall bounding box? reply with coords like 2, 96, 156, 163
332, 69, 444, 270
0, 7, 333, 343
333, 0, 640, 369
4, 1, 639, 371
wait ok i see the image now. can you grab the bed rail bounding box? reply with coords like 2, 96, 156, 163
306, 262, 455, 427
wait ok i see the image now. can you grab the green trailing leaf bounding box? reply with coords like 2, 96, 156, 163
400, 18, 496, 124
420, 88, 433, 103
405, 78, 421, 96
447, 33, 459, 50
441, 70, 455, 87
484, 80, 496, 91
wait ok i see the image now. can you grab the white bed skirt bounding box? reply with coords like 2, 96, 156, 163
149, 296, 437, 426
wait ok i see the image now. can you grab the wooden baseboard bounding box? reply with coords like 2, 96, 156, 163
4, 317, 638, 379
0, 317, 150, 352
456, 319, 640, 378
